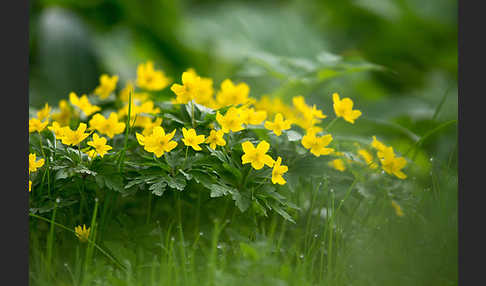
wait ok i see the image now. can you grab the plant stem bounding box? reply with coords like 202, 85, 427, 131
324, 118, 338, 132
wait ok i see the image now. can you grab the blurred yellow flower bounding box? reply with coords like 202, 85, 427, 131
89, 112, 126, 139
51, 100, 72, 126
142, 117, 163, 136
216, 79, 250, 107
264, 113, 292, 136
357, 149, 378, 169
69, 92, 101, 116
332, 93, 362, 124
29, 118, 48, 133
136, 61, 170, 91
391, 200, 404, 217
94, 74, 118, 99
329, 158, 346, 172
37, 103, 51, 122
48, 121, 65, 139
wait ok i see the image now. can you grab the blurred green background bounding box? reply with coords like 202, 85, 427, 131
29, 0, 457, 171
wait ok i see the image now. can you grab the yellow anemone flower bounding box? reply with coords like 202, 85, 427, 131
216, 107, 244, 133
60, 123, 91, 146
87, 133, 112, 158
94, 74, 118, 99
181, 127, 206, 151
301, 133, 334, 157
29, 118, 48, 133
136, 126, 177, 158
332, 93, 362, 124
271, 157, 288, 185
136, 61, 171, 91
88, 112, 126, 139
215, 79, 250, 107
69, 92, 101, 117
241, 140, 275, 170
264, 113, 292, 136
205, 129, 226, 150
29, 153, 45, 174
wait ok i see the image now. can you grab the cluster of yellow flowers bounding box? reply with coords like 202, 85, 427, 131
29, 61, 408, 196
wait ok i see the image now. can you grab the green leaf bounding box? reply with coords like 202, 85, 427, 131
149, 180, 167, 196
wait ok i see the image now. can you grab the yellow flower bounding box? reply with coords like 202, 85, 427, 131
291, 96, 327, 130
182, 127, 206, 151
142, 117, 163, 136
264, 113, 292, 136
271, 156, 288, 185
118, 100, 160, 127
48, 121, 66, 138
119, 81, 149, 102
241, 140, 275, 170
29, 153, 45, 174
371, 136, 387, 152
86, 149, 98, 159
136, 61, 171, 91
88, 112, 126, 138
306, 126, 323, 136
391, 200, 404, 217
94, 74, 118, 99
87, 133, 112, 158
357, 149, 378, 169
216, 79, 250, 107
51, 100, 72, 126
60, 123, 91, 146
29, 180, 32, 192
332, 93, 362, 124
136, 126, 177, 158
205, 129, 226, 150
186, 68, 215, 107
74, 224, 91, 243
69, 92, 101, 116
37, 103, 51, 122
301, 133, 334, 157
216, 107, 244, 133
170, 70, 214, 105
29, 118, 48, 133
329, 159, 346, 172
377, 146, 407, 179
238, 107, 267, 125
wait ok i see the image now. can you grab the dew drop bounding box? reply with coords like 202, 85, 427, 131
171, 236, 175, 241
56, 198, 61, 203
199, 232, 204, 236
95, 197, 99, 202
314, 234, 318, 238
217, 244, 223, 250
299, 254, 304, 259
